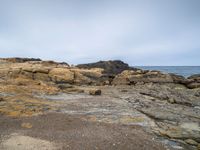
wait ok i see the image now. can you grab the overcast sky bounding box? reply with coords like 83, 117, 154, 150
0, 0, 200, 65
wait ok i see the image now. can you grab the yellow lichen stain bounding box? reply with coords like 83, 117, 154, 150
0, 95, 55, 117
21, 122, 33, 128
13, 105, 24, 110
7, 111, 21, 117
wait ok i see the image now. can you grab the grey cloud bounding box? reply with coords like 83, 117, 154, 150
0, 0, 199, 65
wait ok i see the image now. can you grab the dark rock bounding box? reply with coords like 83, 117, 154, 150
195, 92, 200, 97
2, 57, 41, 63
41, 61, 59, 66
186, 83, 200, 89
59, 62, 70, 66
186, 74, 200, 89
76, 60, 136, 75
57, 84, 73, 90
188, 74, 200, 80
121, 89, 128, 92
169, 73, 188, 84
0, 97, 5, 102
89, 89, 101, 95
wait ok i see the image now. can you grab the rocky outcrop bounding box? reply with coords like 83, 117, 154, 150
0, 59, 105, 85
76, 60, 136, 75
1, 57, 42, 63
186, 74, 200, 89
112, 70, 175, 85
71, 68, 103, 85
1, 58, 200, 149
119, 83, 200, 149
0, 58, 70, 67
112, 69, 200, 89
49, 68, 74, 84
169, 73, 188, 84
1, 58, 200, 89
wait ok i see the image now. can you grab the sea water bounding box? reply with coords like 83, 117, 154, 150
135, 66, 200, 77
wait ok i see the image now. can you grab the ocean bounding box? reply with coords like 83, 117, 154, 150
135, 66, 200, 77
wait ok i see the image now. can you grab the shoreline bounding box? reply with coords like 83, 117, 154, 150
0, 57, 200, 150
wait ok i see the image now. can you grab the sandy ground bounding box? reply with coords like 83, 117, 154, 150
0, 113, 167, 150
0, 133, 57, 150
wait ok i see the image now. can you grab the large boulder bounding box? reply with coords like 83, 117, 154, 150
49, 68, 74, 84
112, 70, 185, 85
188, 74, 200, 80
76, 60, 135, 75
157, 122, 200, 142
185, 74, 200, 89
73, 71, 92, 85
169, 73, 188, 84
33, 73, 50, 82
186, 83, 200, 89
71, 68, 103, 85
89, 89, 101, 95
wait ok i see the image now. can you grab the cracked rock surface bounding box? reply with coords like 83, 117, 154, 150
0, 58, 200, 150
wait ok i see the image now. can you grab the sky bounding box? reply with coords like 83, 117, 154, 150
0, 0, 200, 66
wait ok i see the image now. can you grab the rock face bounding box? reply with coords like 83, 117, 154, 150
49, 68, 74, 84
71, 68, 103, 85
76, 60, 135, 75
116, 83, 200, 149
0, 59, 105, 85
186, 74, 200, 89
112, 69, 200, 90
112, 70, 180, 85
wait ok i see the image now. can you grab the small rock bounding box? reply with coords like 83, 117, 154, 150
121, 89, 128, 92
194, 106, 200, 110
195, 92, 200, 97
89, 89, 101, 95
0, 97, 5, 102
21, 122, 32, 129
57, 84, 73, 90
167, 98, 176, 104
64, 88, 84, 93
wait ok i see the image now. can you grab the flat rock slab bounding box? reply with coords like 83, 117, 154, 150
0, 113, 166, 150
